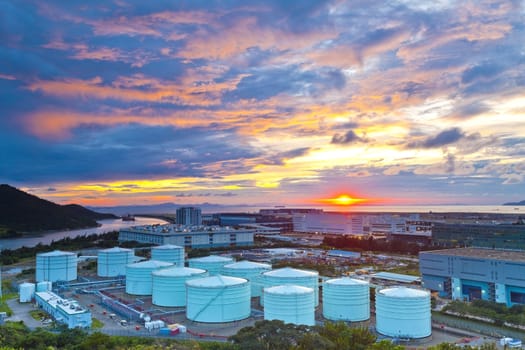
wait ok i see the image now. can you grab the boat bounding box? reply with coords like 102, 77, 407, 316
122, 214, 135, 221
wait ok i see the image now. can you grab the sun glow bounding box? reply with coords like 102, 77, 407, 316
320, 194, 367, 206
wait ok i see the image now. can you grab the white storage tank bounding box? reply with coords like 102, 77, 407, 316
125, 260, 173, 295
323, 277, 370, 321
151, 244, 185, 266
264, 285, 315, 326
19, 282, 35, 303
36, 250, 77, 282
186, 275, 250, 323
222, 260, 272, 297
188, 255, 234, 275
375, 287, 431, 339
261, 267, 319, 306
97, 247, 134, 277
152, 266, 207, 307
36, 281, 52, 292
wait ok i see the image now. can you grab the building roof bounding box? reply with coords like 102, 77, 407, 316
421, 247, 525, 262
185, 275, 248, 288
223, 260, 271, 270
35, 291, 90, 315
264, 284, 313, 295
327, 250, 361, 258
325, 277, 369, 286
152, 244, 184, 250
152, 266, 206, 277
371, 272, 420, 283
263, 267, 318, 278
378, 286, 429, 298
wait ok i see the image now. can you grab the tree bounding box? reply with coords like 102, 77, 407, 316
230, 320, 310, 350
366, 340, 404, 350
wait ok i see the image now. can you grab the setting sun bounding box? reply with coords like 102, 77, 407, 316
319, 194, 367, 206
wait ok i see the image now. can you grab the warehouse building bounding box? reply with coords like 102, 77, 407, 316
35, 291, 92, 328
419, 248, 525, 306
119, 224, 254, 248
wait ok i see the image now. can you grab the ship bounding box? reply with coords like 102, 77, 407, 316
122, 214, 135, 221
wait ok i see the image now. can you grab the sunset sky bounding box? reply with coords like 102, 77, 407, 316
1, 0, 524, 208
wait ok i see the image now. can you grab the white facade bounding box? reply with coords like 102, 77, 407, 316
186, 275, 251, 323
264, 285, 315, 326
292, 212, 364, 235
97, 247, 135, 277
323, 277, 370, 321
119, 225, 255, 248
35, 291, 91, 328
36, 250, 77, 282
19, 282, 35, 303
125, 260, 173, 295
151, 244, 185, 266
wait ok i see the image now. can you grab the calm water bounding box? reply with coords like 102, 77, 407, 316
0, 217, 167, 251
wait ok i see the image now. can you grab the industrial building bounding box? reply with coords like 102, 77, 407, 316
292, 212, 365, 235
176, 207, 202, 225
34, 291, 92, 328
419, 248, 525, 306
119, 224, 255, 248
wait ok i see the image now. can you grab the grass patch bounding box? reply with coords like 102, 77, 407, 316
30, 310, 48, 321
91, 318, 104, 329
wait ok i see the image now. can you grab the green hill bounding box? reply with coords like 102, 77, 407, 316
0, 184, 116, 237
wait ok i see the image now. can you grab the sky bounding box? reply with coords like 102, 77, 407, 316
1, 0, 524, 208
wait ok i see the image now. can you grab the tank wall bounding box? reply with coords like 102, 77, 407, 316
262, 275, 319, 306
264, 290, 315, 326
126, 267, 156, 295
36, 281, 52, 292
375, 291, 431, 338
36, 254, 77, 282
19, 283, 35, 303
188, 261, 231, 275
152, 271, 208, 307
222, 268, 270, 297
323, 282, 370, 321
151, 248, 185, 266
186, 283, 251, 322
97, 251, 134, 277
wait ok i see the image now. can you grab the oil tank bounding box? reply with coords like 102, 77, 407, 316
222, 260, 272, 297
188, 255, 234, 275
263, 285, 315, 326
151, 244, 185, 266
152, 266, 207, 307
125, 260, 173, 295
36, 281, 52, 292
186, 275, 250, 322
97, 247, 134, 277
19, 282, 35, 303
36, 250, 77, 282
261, 267, 319, 306
375, 287, 431, 339
323, 277, 370, 321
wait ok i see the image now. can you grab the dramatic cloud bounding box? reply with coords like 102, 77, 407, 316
1, 0, 524, 207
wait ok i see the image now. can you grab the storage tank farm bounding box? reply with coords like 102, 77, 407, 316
19, 282, 35, 303
188, 255, 234, 275
264, 285, 315, 326
375, 287, 432, 339
152, 266, 207, 307
185, 275, 251, 323
36, 250, 77, 282
97, 247, 134, 277
125, 260, 173, 295
151, 244, 185, 266
323, 277, 370, 322
221, 260, 272, 297
261, 267, 319, 306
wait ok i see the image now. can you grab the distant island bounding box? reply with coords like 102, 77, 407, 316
0, 184, 116, 238
503, 200, 525, 206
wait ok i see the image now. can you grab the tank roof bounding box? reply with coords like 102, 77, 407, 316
325, 277, 368, 286
152, 244, 184, 250
152, 266, 206, 277
185, 275, 247, 288
223, 260, 271, 270
263, 267, 318, 277
38, 250, 75, 257
100, 247, 132, 253
379, 287, 429, 298
265, 284, 313, 295
189, 255, 233, 263
127, 260, 173, 269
